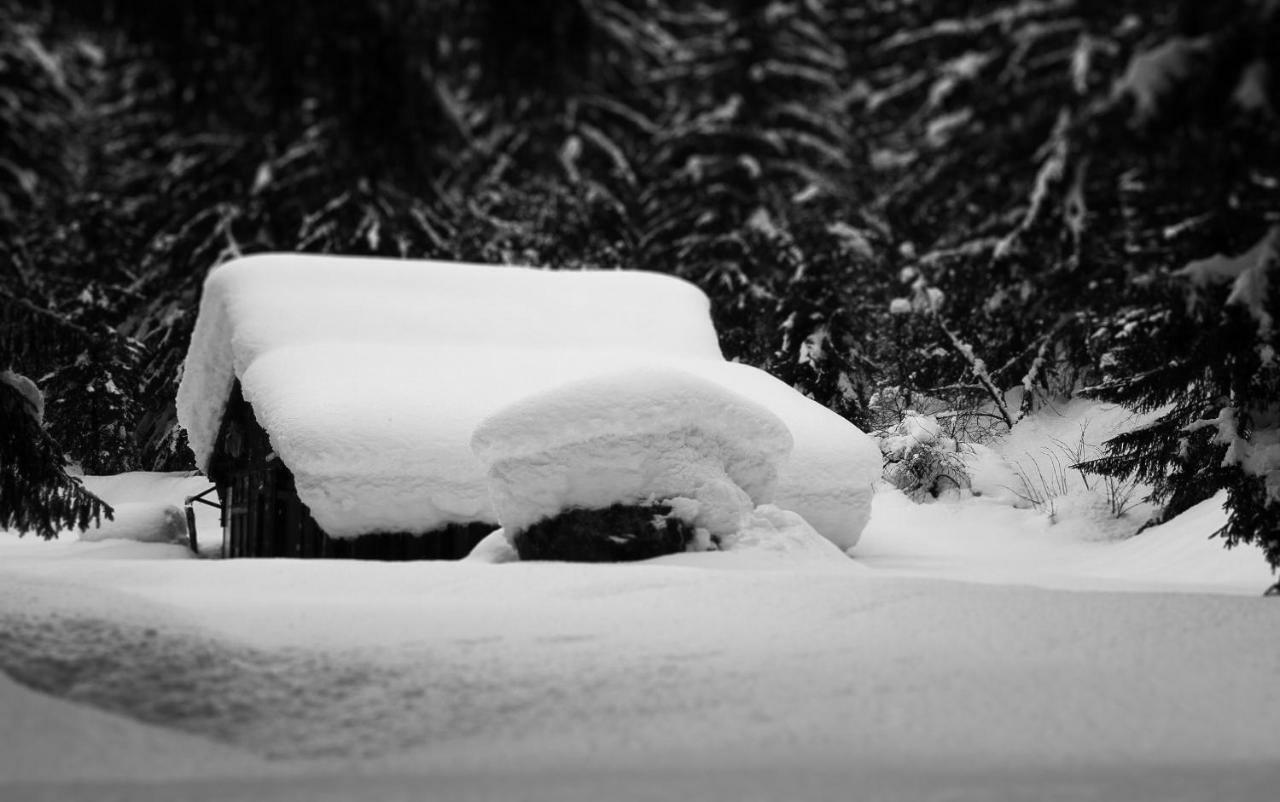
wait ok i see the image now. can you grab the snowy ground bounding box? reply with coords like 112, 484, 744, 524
2, 405, 1279, 801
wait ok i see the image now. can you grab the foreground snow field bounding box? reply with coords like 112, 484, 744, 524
3, 479, 1279, 801
0, 398, 1275, 801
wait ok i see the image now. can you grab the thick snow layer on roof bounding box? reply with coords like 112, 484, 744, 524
705, 362, 879, 549
177, 254, 879, 544
177, 254, 721, 471
472, 368, 792, 537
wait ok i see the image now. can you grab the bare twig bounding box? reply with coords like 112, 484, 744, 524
935, 315, 1016, 429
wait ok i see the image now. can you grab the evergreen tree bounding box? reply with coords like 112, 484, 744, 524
765, 211, 885, 427
0, 286, 113, 538
1, 1, 111, 536
41, 284, 145, 474
636, 0, 878, 412
1068, 1, 1280, 584
848, 0, 1151, 418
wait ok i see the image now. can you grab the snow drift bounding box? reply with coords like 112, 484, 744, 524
176, 254, 879, 546
77, 503, 187, 544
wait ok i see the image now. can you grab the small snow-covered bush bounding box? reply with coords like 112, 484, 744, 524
877, 413, 971, 502
515, 502, 697, 562
868, 386, 1007, 448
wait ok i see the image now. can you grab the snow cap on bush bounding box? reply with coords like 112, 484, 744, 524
878, 412, 971, 502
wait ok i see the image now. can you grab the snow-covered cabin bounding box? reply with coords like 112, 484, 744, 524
177, 254, 879, 559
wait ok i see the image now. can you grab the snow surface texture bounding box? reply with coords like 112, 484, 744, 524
77, 503, 186, 544
176, 255, 879, 546
2, 464, 1278, 802
472, 369, 792, 538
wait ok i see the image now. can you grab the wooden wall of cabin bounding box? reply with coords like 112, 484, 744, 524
208, 381, 492, 560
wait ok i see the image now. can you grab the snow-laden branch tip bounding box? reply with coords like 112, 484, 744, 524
1177, 226, 1278, 337
1187, 405, 1280, 504
1114, 36, 1210, 124
1, 369, 44, 424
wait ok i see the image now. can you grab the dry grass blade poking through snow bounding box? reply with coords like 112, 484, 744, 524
1010, 422, 1144, 526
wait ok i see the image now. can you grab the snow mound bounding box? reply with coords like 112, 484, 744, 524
77, 503, 187, 544
719, 505, 852, 564
463, 528, 518, 563
959, 442, 1026, 506
648, 505, 857, 571
175, 254, 879, 546
472, 369, 792, 538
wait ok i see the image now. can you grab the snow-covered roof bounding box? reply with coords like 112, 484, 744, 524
177, 254, 879, 545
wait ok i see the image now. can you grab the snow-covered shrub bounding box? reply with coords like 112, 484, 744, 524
877, 413, 971, 502
868, 386, 1008, 447
515, 502, 697, 562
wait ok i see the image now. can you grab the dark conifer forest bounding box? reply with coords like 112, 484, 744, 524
1, 1, 1278, 571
